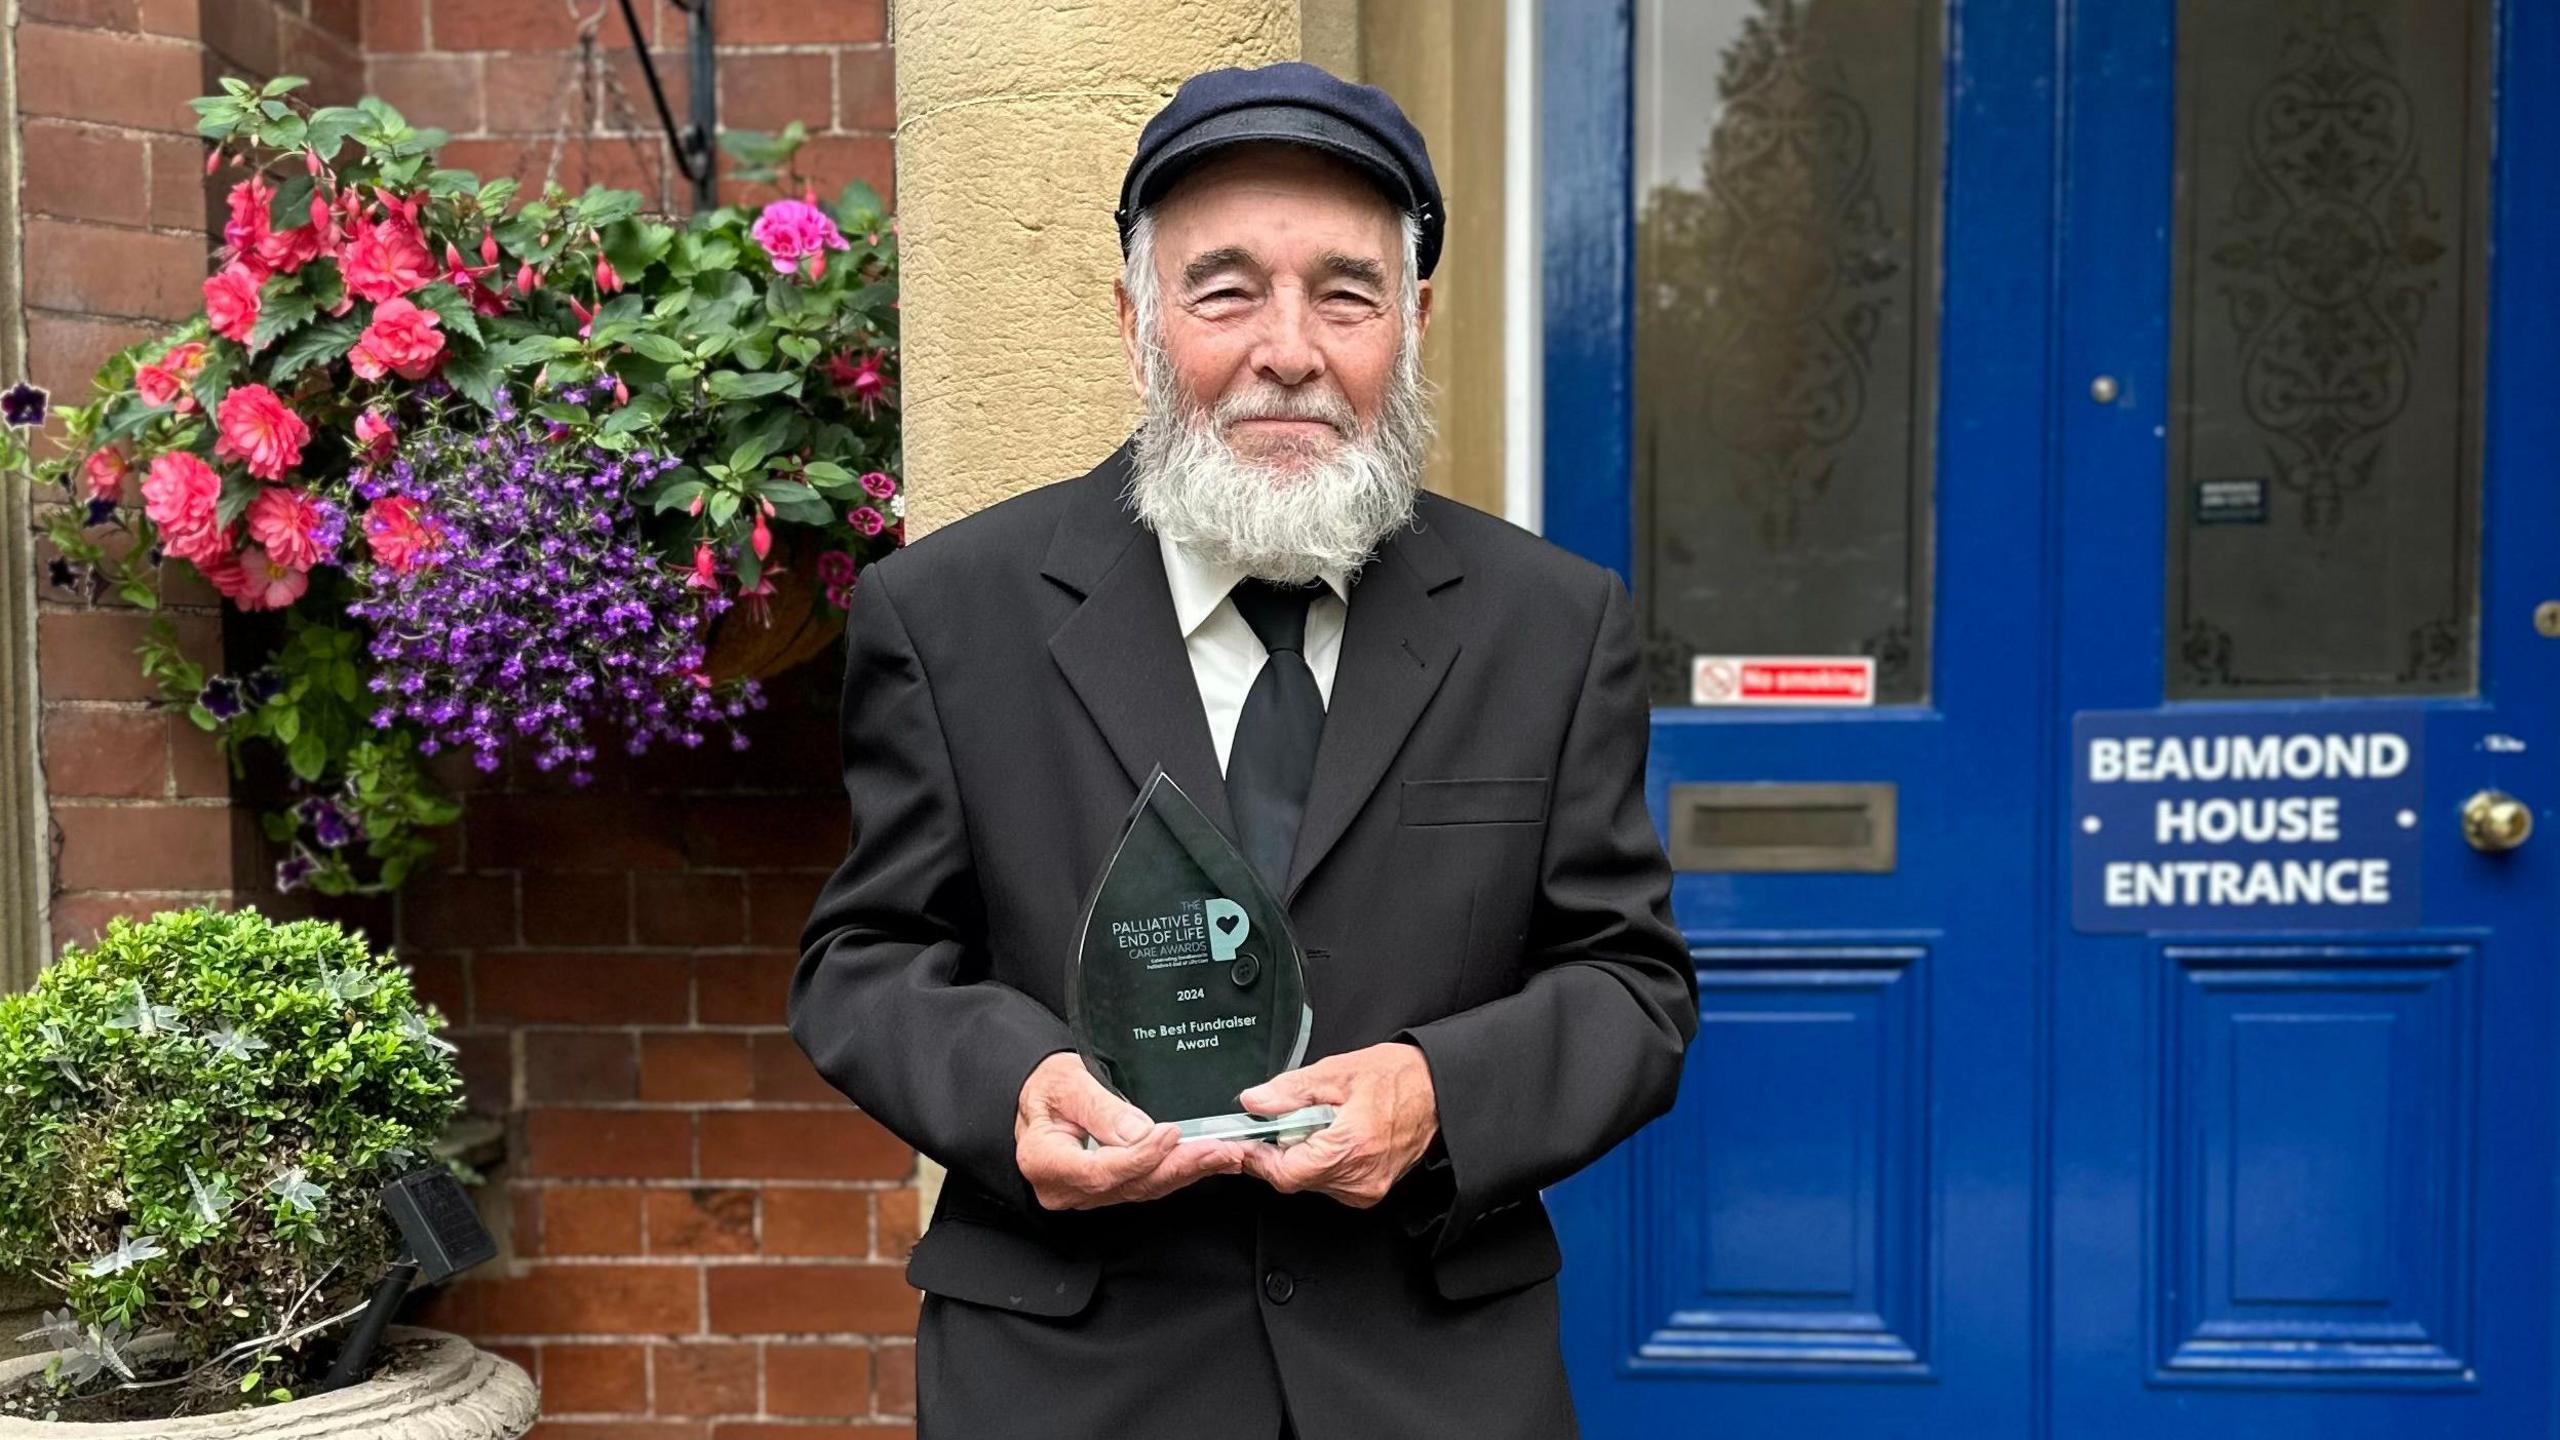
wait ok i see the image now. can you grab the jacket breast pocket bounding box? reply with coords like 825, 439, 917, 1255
1401, 777, 1551, 827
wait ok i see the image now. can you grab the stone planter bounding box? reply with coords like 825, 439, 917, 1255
0, 1327, 535, 1439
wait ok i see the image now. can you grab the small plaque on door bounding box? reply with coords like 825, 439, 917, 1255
2192, 476, 2269, 525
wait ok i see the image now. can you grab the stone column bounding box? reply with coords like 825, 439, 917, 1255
892, 0, 1305, 536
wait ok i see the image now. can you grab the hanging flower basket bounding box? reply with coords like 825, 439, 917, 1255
700, 531, 849, 684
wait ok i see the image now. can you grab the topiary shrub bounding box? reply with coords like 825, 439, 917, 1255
0, 906, 462, 1408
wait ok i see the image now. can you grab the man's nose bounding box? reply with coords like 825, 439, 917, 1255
1249, 288, 1326, 388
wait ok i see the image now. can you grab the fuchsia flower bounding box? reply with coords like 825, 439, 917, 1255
822, 350, 891, 418
349, 296, 446, 381
362, 495, 440, 574
751, 507, 772, 560
340, 206, 437, 304
246, 485, 330, 570
594, 253, 623, 294
750, 198, 850, 278
83, 447, 131, 504
354, 409, 397, 466
735, 568, 782, 626
686, 541, 721, 594
213, 384, 310, 481
203, 261, 263, 344
444, 241, 509, 317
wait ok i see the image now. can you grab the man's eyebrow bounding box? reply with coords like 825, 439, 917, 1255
1316, 252, 1388, 288
1180, 246, 1261, 288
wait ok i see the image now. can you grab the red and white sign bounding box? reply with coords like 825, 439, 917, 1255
1690, 655, 1877, 708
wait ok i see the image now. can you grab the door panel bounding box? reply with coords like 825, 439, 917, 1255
1546, 0, 2053, 1434
2050, 0, 2558, 1435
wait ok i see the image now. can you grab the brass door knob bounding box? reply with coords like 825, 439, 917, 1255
2461, 789, 2533, 852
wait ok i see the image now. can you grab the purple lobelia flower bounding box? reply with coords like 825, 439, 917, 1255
1, 381, 45, 429
345, 393, 763, 785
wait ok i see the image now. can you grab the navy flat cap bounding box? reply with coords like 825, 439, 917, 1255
1116, 61, 1445, 279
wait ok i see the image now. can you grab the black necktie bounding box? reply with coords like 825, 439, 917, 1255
1227, 577, 1327, 898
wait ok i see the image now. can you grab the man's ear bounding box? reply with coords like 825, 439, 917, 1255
1414, 277, 1435, 347
1115, 279, 1144, 400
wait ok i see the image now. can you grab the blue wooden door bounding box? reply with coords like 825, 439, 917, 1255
1540, 1, 2560, 1437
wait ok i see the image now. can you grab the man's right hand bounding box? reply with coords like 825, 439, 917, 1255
1014, 1051, 1249, 1210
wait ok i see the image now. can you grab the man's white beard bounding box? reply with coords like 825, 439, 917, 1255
1126, 326, 1434, 587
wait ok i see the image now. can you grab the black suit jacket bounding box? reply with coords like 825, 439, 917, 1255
791, 443, 1696, 1438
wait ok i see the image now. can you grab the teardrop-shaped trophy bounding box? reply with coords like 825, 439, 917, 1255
1067, 765, 1335, 1143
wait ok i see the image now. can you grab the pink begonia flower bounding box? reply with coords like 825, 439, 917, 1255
256, 210, 333, 276
813, 549, 857, 588
848, 505, 885, 538
195, 543, 252, 602
141, 450, 218, 535
212, 384, 311, 482
348, 296, 446, 382
134, 341, 208, 412
363, 495, 441, 574
227, 543, 309, 611
339, 206, 438, 304
203, 261, 263, 344
750, 198, 850, 278
83, 447, 131, 504
354, 409, 397, 467
223, 175, 273, 262
246, 485, 330, 571
859, 469, 896, 500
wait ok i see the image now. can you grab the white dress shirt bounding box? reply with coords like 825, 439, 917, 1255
1156, 531, 1351, 777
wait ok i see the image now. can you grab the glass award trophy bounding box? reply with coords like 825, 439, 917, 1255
1067, 765, 1335, 1144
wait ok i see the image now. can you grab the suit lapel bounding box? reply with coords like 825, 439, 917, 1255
1040, 444, 1468, 904
1282, 514, 1463, 905
1042, 444, 1240, 847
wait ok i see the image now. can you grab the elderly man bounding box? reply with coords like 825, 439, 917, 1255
791, 62, 1696, 1438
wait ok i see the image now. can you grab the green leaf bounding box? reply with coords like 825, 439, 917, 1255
648, 478, 709, 514
623, 332, 689, 365
246, 283, 318, 355
707, 490, 740, 527
729, 436, 777, 475
571, 187, 643, 229
441, 343, 501, 409
266, 316, 359, 383
831, 180, 886, 226
801, 459, 856, 490
214, 471, 262, 529
409, 283, 484, 346
265, 173, 317, 232
602, 218, 677, 277
777, 335, 821, 365
706, 370, 798, 401
305, 106, 367, 161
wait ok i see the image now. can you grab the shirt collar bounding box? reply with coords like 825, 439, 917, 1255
1156, 531, 1351, 639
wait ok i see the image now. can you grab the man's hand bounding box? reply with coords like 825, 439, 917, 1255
1014, 1051, 1249, 1210
1234, 1042, 1440, 1209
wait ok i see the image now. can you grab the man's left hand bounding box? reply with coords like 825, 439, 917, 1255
1233, 1042, 1439, 1208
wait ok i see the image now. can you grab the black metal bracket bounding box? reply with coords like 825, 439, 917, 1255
617, 0, 719, 211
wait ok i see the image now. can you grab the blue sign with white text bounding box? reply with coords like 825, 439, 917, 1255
2071, 708, 2425, 932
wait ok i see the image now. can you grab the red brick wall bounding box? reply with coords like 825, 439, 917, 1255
22, 0, 364, 949
401, 661, 921, 1438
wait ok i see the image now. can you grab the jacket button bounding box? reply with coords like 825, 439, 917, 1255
1262, 1269, 1295, 1305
